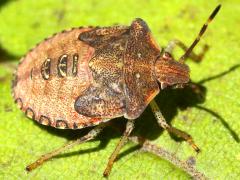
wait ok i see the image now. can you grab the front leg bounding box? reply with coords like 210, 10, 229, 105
150, 100, 200, 152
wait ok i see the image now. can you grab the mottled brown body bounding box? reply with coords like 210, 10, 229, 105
76, 20, 161, 120
13, 19, 165, 129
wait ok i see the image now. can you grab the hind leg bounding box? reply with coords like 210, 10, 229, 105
26, 123, 107, 171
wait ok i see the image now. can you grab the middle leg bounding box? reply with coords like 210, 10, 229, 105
103, 119, 135, 177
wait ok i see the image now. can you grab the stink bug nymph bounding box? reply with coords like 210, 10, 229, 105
12, 5, 221, 177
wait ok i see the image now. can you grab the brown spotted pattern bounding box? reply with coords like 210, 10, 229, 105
76, 19, 161, 120
123, 19, 161, 119
75, 26, 129, 118
13, 19, 163, 129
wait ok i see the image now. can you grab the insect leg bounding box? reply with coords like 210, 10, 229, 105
103, 120, 135, 177
150, 99, 200, 152
165, 39, 209, 62
26, 123, 107, 172
128, 136, 207, 179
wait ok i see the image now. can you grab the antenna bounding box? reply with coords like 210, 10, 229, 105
179, 4, 221, 63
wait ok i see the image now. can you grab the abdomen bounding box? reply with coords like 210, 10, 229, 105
12, 27, 106, 129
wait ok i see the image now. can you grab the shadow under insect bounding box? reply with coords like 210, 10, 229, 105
141, 64, 240, 143
31, 64, 240, 162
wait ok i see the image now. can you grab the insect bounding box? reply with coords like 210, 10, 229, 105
12, 5, 221, 177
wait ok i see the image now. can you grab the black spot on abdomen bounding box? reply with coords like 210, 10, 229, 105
25, 107, 35, 119
57, 54, 68, 77
41, 58, 51, 80
39, 115, 51, 126
56, 120, 69, 129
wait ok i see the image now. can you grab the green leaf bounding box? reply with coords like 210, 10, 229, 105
0, 0, 240, 179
